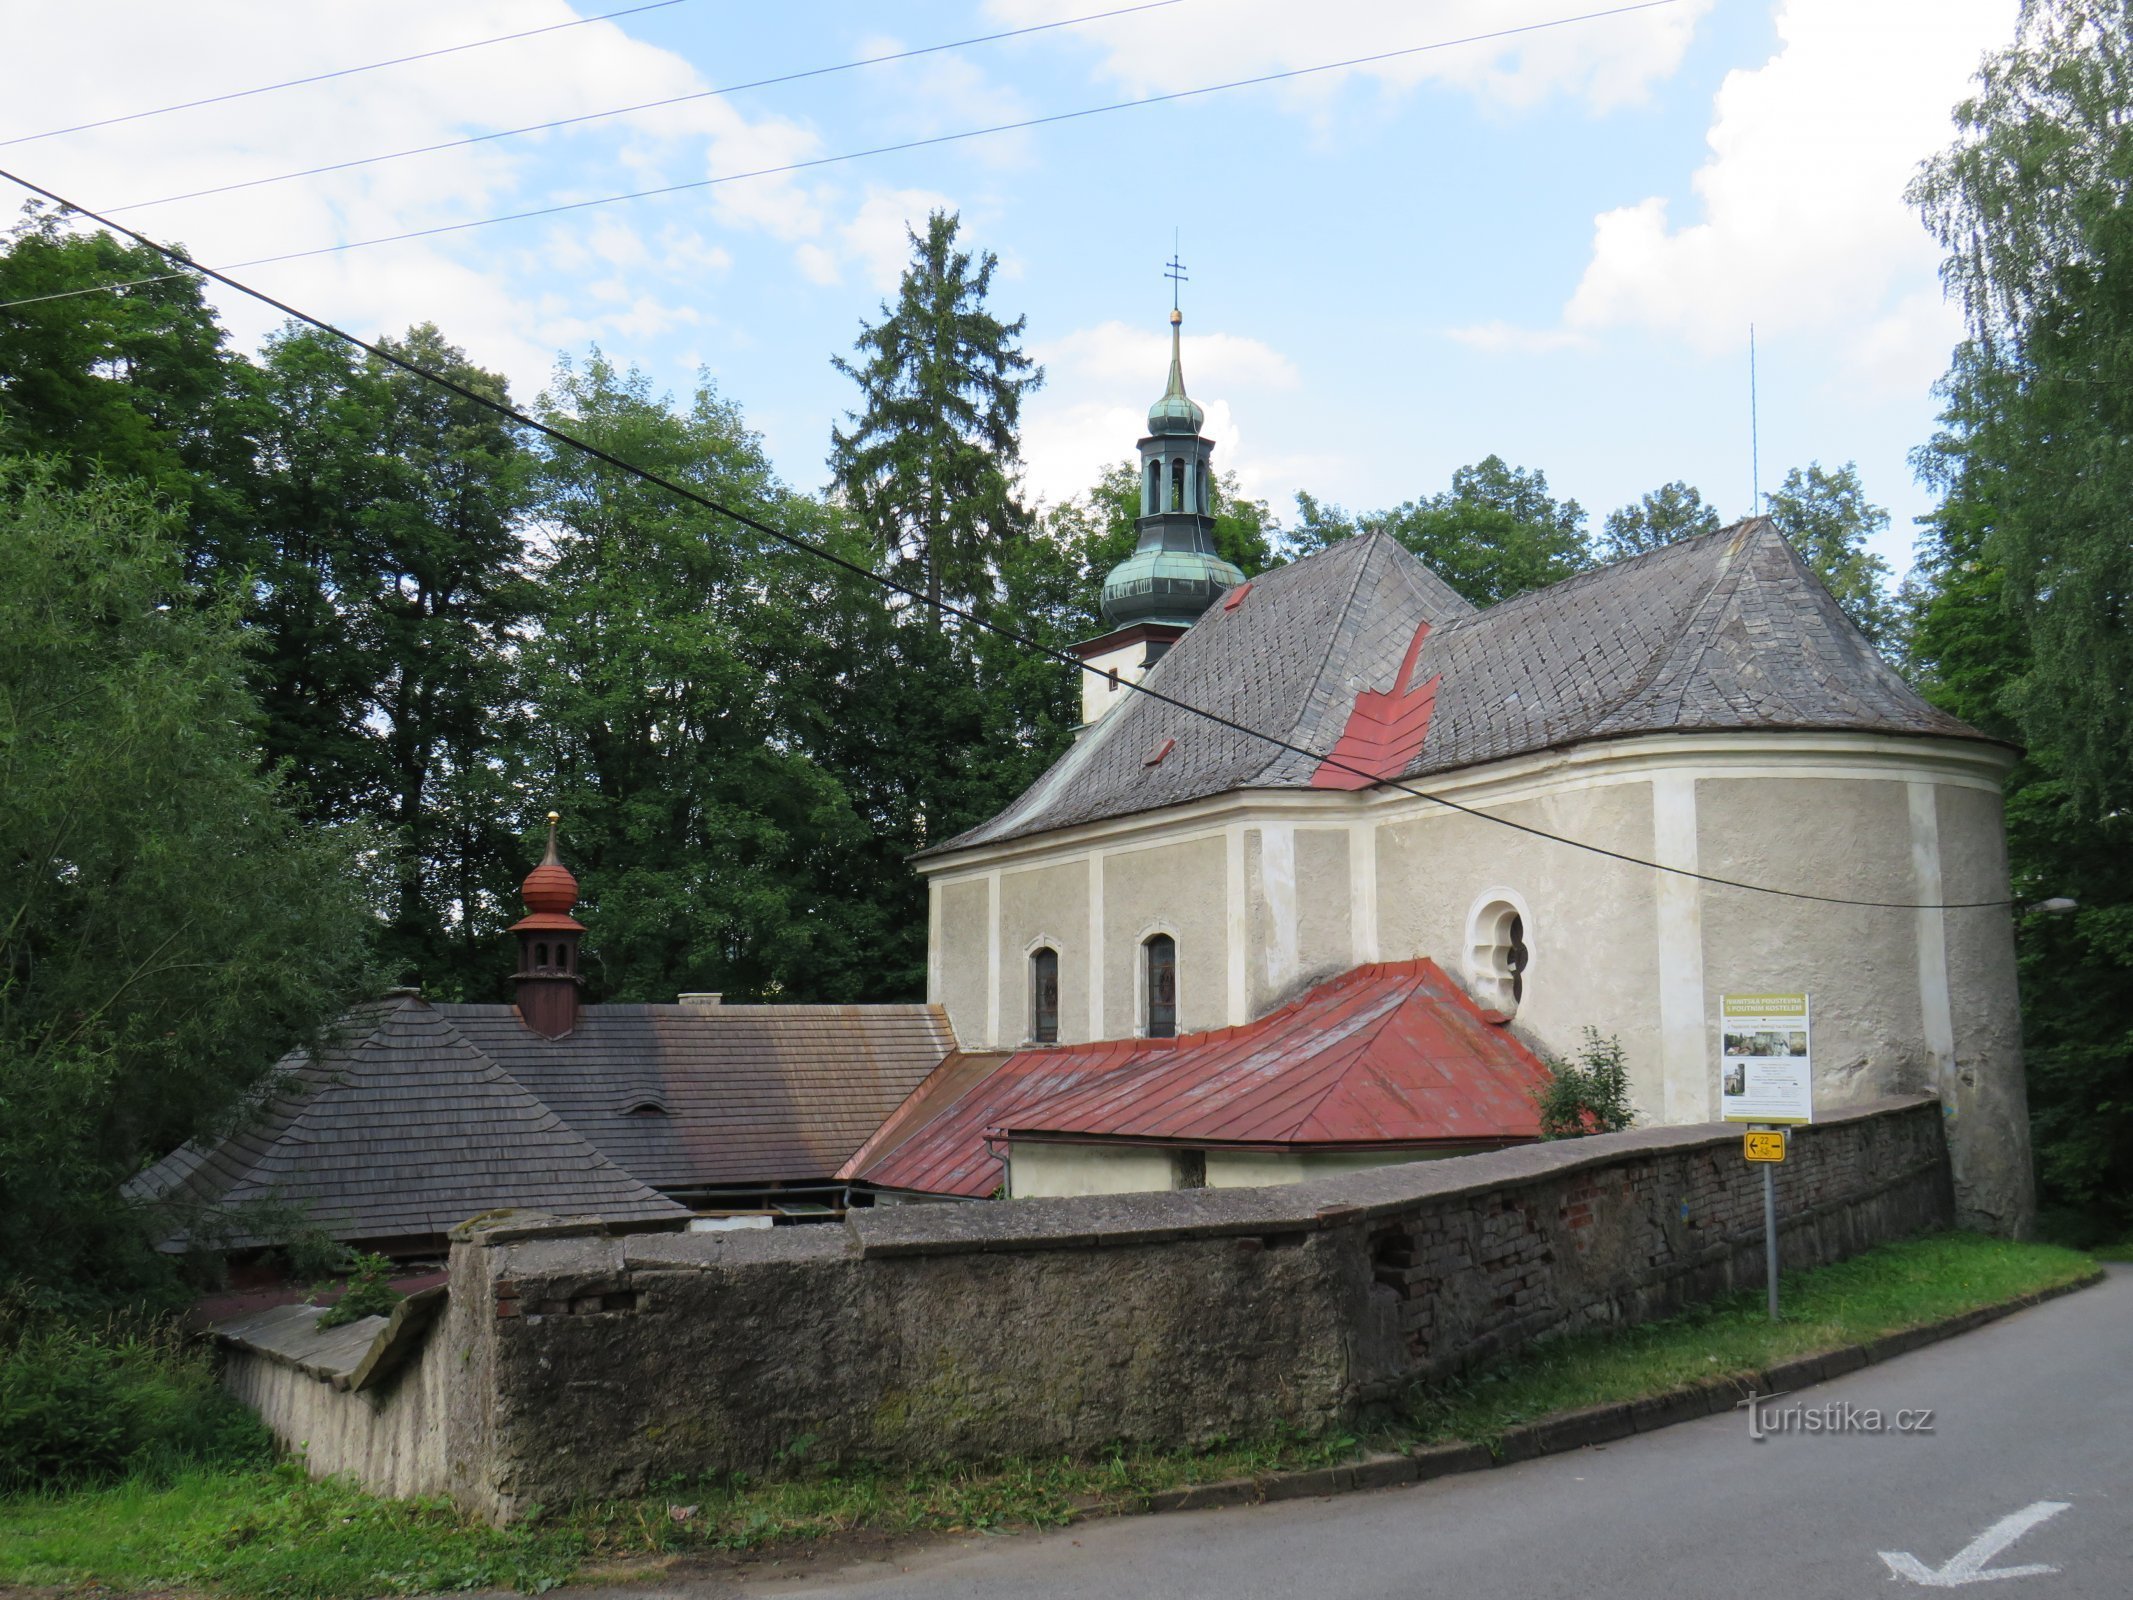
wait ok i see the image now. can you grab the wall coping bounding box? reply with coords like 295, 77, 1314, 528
474, 1096, 1939, 1273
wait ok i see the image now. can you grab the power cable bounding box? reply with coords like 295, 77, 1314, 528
0, 164, 2015, 913
0, 0, 695, 149
0, 271, 196, 311
94, 0, 1690, 271
107, 0, 1187, 216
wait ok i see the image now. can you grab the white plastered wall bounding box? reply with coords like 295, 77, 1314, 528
919, 732, 2027, 1230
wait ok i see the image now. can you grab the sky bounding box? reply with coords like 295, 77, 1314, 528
3, 0, 2022, 578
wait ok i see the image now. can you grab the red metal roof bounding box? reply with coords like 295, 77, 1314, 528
845, 960, 1549, 1198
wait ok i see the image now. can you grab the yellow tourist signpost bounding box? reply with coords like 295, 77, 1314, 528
1743, 1130, 1787, 1163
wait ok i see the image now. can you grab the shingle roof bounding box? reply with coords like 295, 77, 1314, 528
843, 960, 1550, 1198
440, 1002, 955, 1190
127, 998, 957, 1248
930, 520, 1990, 854
126, 998, 687, 1248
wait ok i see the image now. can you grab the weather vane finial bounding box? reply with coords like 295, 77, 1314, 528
1164, 231, 1188, 320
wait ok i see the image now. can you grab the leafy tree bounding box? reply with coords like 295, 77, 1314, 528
829, 211, 1041, 625
1911, 0, 2133, 816
352, 325, 534, 993
1598, 480, 1723, 562
525, 353, 885, 1003
0, 208, 261, 580
0, 463, 376, 1305
1764, 462, 1896, 644
1288, 456, 1590, 606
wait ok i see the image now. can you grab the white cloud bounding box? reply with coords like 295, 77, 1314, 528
1563, 0, 2016, 384
983, 0, 1714, 114
1, 2, 828, 401
1020, 319, 1307, 507
838, 187, 961, 291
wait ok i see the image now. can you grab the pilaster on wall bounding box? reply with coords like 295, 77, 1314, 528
1087, 853, 1105, 1043
1653, 773, 1709, 1123
1907, 782, 1957, 1108
1350, 819, 1380, 964
1225, 824, 1248, 1026
984, 870, 1001, 1049
926, 878, 943, 1006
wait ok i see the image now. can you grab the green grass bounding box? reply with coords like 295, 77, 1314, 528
0, 1231, 2097, 1599
1403, 1231, 2095, 1446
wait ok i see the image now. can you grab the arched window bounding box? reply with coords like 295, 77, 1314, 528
1145, 457, 1160, 515
535, 941, 549, 968
1030, 947, 1060, 1044
1144, 933, 1177, 1038
1466, 897, 1530, 1014
1197, 461, 1211, 514
1169, 458, 1185, 512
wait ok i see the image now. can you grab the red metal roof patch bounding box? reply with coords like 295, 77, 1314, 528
1312, 621, 1440, 790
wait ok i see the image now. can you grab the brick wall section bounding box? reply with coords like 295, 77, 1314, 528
1353, 1097, 1950, 1392
252, 1097, 1951, 1520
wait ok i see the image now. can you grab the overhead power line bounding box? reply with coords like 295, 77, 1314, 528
0, 271, 196, 311
0, 165, 2012, 914
102, 0, 1690, 271
108, 0, 1188, 216
0, 0, 696, 149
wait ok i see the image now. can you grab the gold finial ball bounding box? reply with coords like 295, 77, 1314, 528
1169, 308, 1182, 325
546, 810, 560, 825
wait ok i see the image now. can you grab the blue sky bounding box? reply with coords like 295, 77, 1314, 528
8, 0, 2023, 577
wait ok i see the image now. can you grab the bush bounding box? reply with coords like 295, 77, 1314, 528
0, 1307, 268, 1495
1534, 1029, 1636, 1139
315, 1253, 402, 1330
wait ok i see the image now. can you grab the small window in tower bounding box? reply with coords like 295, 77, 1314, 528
1197, 464, 1211, 514
1170, 457, 1184, 512
1030, 947, 1059, 1044
536, 941, 549, 968
1145, 457, 1160, 515
1144, 933, 1177, 1038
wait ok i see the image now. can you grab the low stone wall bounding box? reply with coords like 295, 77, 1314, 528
236, 1097, 1952, 1520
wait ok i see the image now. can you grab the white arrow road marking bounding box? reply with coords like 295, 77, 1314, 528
1879, 1500, 2072, 1587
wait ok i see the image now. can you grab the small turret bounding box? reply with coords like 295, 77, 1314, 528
509, 812, 585, 1039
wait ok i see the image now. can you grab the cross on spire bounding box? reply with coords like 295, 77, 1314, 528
1164, 241, 1188, 313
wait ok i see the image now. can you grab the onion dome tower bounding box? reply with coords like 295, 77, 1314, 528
1072, 302, 1245, 724
510, 811, 585, 1039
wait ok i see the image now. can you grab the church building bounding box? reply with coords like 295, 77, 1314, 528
867, 307, 2034, 1234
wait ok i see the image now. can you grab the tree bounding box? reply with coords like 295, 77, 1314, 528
526, 354, 888, 1003
1764, 462, 1896, 645
0, 462, 375, 1304
1598, 480, 1722, 562
0, 208, 261, 580
1902, 0, 2133, 1232
1911, 0, 2133, 817
829, 211, 1041, 625
1287, 456, 1590, 607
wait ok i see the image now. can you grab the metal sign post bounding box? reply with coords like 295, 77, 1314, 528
1725, 993, 1812, 1324
1762, 1135, 1779, 1321
1743, 1127, 1786, 1321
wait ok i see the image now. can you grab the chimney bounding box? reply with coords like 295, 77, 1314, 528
509, 811, 585, 1039
678, 992, 723, 1010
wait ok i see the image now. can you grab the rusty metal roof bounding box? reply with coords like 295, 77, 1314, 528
845, 960, 1551, 1198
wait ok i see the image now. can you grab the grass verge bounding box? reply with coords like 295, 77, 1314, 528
0, 1231, 2097, 1599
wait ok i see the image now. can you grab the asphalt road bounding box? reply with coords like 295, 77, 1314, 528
698, 1264, 2133, 1600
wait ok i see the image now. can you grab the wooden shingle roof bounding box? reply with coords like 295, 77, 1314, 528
126, 997, 956, 1249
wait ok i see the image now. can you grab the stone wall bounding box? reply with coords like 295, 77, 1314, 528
236, 1097, 1951, 1521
